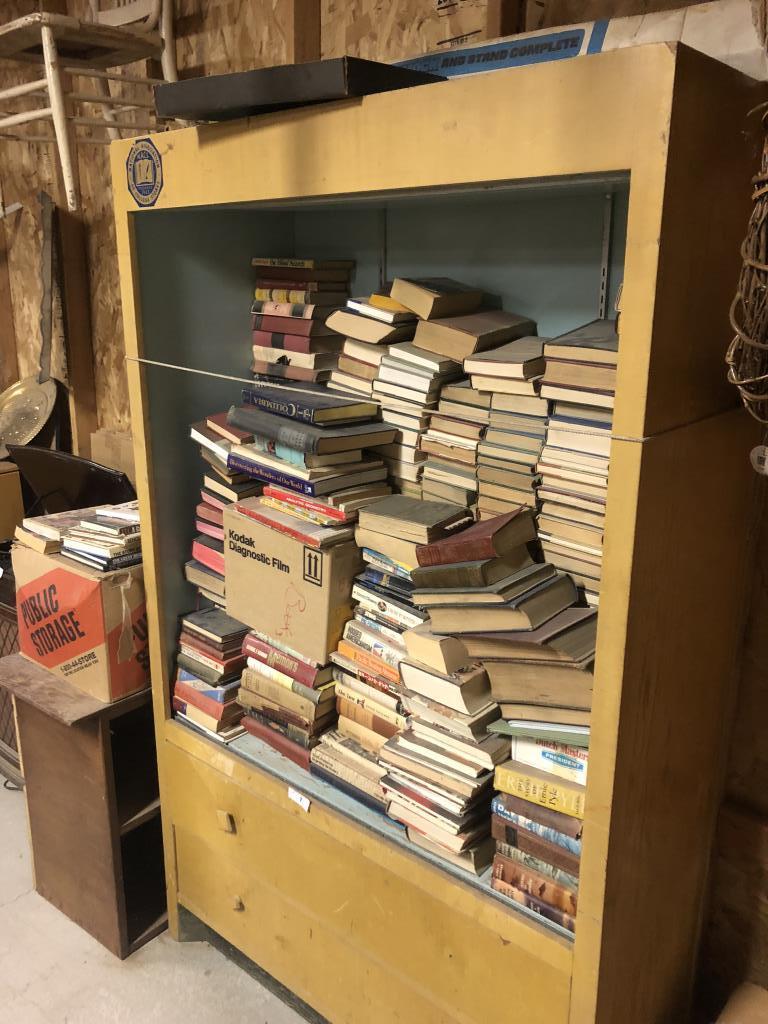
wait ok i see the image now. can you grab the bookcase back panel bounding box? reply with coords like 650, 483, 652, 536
133, 181, 629, 378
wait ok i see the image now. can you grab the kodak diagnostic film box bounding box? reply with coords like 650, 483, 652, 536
12, 544, 150, 703
223, 504, 361, 665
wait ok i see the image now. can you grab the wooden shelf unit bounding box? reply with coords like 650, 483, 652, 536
112, 44, 763, 1023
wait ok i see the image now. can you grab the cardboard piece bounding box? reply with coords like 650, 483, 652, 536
718, 983, 768, 1022
400, 0, 768, 82
224, 505, 362, 665
90, 429, 136, 487
0, 462, 23, 541
11, 544, 149, 703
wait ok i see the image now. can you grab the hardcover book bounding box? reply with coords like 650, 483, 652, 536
415, 508, 536, 567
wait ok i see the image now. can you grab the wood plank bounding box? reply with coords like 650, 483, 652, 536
169, 741, 572, 1024
56, 205, 97, 457
571, 407, 759, 1024
0, 652, 106, 724
16, 698, 122, 955
286, 0, 321, 64
0, 173, 18, 392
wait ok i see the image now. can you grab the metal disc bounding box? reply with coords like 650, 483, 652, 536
0, 377, 57, 460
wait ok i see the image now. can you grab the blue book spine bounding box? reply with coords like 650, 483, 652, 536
358, 568, 414, 594
227, 453, 315, 496
241, 386, 322, 425
176, 670, 238, 702
491, 796, 582, 855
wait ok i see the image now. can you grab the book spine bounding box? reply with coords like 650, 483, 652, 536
251, 312, 316, 333
243, 636, 321, 689
491, 797, 582, 854
494, 791, 583, 840
352, 587, 422, 631
337, 696, 399, 739
495, 841, 579, 891
255, 279, 327, 291
247, 709, 317, 749
493, 762, 585, 820
310, 746, 383, 800
252, 258, 319, 269
335, 682, 406, 731
490, 876, 575, 933
227, 453, 315, 496
330, 660, 399, 701
252, 330, 312, 354
254, 288, 313, 303
238, 690, 315, 730
230, 403, 320, 447
244, 657, 334, 706
359, 568, 414, 594
492, 854, 578, 915
342, 621, 403, 671
242, 716, 310, 769
309, 764, 385, 811
240, 667, 316, 718
336, 713, 388, 753
263, 485, 348, 522
177, 644, 229, 674
508, 737, 589, 786
173, 681, 228, 720
233, 502, 324, 549
252, 299, 319, 317
176, 653, 224, 686
355, 611, 406, 649
191, 540, 225, 575
176, 671, 239, 702
491, 815, 581, 876
415, 536, 496, 568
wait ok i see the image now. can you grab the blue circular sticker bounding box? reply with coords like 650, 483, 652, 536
126, 137, 163, 208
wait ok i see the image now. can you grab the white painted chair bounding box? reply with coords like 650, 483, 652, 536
0, 1, 179, 211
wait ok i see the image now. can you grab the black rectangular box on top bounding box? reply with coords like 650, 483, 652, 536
155, 56, 446, 122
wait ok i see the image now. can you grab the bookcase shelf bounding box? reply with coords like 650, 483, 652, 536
112, 43, 763, 1024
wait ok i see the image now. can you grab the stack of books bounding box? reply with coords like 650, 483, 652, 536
491, 756, 586, 933
225, 384, 396, 503
412, 509, 577, 639
326, 294, 417, 399
460, 607, 596, 733
537, 320, 617, 606
173, 608, 249, 742
420, 380, 490, 511
237, 631, 338, 769
53, 503, 142, 572
464, 338, 548, 519
188, 412, 263, 605
382, 619, 510, 874
250, 257, 356, 384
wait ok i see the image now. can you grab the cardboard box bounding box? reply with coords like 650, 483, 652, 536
224, 505, 362, 665
12, 544, 149, 703
90, 428, 137, 487
0, 462, 23, 541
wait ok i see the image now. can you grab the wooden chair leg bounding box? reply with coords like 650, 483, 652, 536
92, 77, 122, 142
160, 0, 178, 82
41, 24, 78, 213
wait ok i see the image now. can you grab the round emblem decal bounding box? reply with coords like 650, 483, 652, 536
126, 137, 163, 208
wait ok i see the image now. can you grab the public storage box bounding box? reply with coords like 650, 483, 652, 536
12, 544, 149, 702
0, 463, 23, 540
223, 505, 362, 665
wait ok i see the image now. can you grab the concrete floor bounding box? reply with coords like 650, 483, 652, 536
0, 782, 307, 1024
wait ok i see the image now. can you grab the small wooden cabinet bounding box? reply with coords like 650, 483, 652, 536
1, 653, 167, 958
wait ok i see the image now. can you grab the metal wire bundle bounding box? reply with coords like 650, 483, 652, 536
727, 107, 768, 423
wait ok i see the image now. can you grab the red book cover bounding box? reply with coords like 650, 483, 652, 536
415, 510, 526, 567
205, 411, 254, 444
251, 313, 317, 335
243, 633, 322, 689
200, 488, 230, 512
178, 630, 245, 663
173, 681, 237, 721
252, 330, 315, 354
196, 502, 224, 527
196, 519, 225, 542
262, 485, 349, 522
192, 536, 225, 576
243, 715, 311, 769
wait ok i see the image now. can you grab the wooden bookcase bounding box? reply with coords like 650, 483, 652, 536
112, 44, 763, 1023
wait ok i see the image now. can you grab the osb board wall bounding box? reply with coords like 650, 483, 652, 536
321, 0, 489, 60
